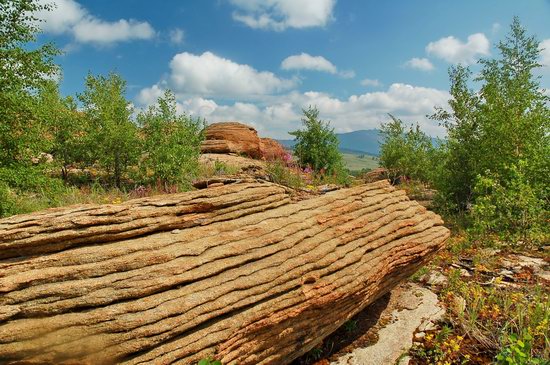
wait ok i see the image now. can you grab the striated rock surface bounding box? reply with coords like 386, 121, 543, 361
363, 167, 389, 183
0, 180, 449, 365
201, 122, 262, 159
260, 138, 287, 161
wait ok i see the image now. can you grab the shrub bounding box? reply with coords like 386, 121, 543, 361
0, 181, 16, 217
290, 106, 346, 178
79, 72, 140, 188
471, 163, 548, 246
138, 90, 205, 190
266, 160, 304, 189
430, 18, 549, 214
379, 114, 435, 184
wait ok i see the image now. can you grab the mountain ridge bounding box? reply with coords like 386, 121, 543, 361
278, 129, 382, 156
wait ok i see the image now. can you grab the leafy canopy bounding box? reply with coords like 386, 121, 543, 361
137, 90, 205, 189
379, 114, 435, 183
79, 72, 139, 188
290, 106, 344, 176
0, 0, 60, 165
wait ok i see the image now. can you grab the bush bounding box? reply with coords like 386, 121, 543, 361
0, 181, 17, 217
379, 114, 435, 184
79, 72, 140, 188
430, 18, 549, 215
266, 160, 304, 189
471, 162, 548, 246
138, 90, 204, 190
290, 106, 346, 178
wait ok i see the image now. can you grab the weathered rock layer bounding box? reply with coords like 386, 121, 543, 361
0, 180, 449, 365
200, 122, 287, 161
200, 122, 262, 159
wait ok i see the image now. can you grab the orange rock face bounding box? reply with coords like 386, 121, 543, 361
201, 122, 262, 159
0, 180, 449, 365
260, 138, 287, 161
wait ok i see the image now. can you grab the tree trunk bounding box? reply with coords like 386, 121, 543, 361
0, 180, 449, 365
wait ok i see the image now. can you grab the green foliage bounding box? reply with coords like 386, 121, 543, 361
266, 160, 304, 189
290, 106, 346, 177
79, 72, 139, 188
197, 358, 222, 365
429, 18, 549, 244
137, 90, 204, 189
0, 165, 63, 193
496, 333, 545, 365
0, 165, 68, 216
431, 18, 549, 206
343, 319, 358, 333
379, 114, 435, 183
430, 64, 481, 210
0, 0, 60, 166
0, 181, 17, 217
37, 81, 88, 179
471, 163, 548, 246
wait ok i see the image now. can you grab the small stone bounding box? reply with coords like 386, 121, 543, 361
418, 320, 438, 332
420, 270, 448, 286
414, 331, 425, 340
459, 268, 471, 277
171, 229, 181, 234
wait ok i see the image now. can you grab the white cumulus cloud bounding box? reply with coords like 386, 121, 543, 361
37, 0, 155, 45
281, 53, 336, 73
230, 0, 336, 31
360, 78, 382, 87
426, 33, 490, 64
147, 51, 296, 98
139, 83, 449, 139
169, 28, 185, 45
404, 57, 435, 71
281, 53, 354, 78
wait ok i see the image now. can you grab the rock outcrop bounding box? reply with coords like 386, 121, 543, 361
363, 167, 389, 183
200, 122, 287, 161
260, 137, 287, 161
0, 180, 449, 364
201, 122, 262, 159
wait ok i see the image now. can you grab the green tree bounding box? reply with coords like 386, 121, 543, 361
0, 0, 60, 165
37, 81, 87, 180
79, 72, 139, 188
430, 65, 482, 210
137, 90, 205, 189
379, 114, 435, 183
431, 18, 549, 243
290, 106, 345, 177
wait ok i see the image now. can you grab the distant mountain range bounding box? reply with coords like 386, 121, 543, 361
278, 129, 382, 156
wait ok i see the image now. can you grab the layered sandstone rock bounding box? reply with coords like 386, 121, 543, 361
260, 138, 287, 161
201, 122, 262, 159
363, 167, 389, 183
0, 180, 449, 365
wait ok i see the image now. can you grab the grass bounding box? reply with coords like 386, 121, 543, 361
341, 152, 379, 173
410, 234, 550, 364
0, 160, 243, 218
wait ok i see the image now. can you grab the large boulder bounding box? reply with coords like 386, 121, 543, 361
260, 138, 288, 161
0, 180, 449, 365
201, 122, 262, 159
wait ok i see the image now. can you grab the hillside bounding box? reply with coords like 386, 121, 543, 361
278, 129, 382, 156
342, 152, 379, 172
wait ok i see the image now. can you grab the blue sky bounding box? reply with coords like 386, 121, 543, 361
36, 0, 550, 138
